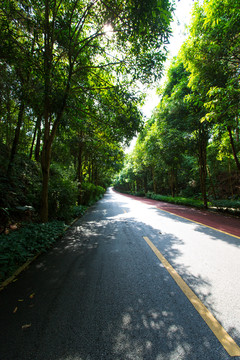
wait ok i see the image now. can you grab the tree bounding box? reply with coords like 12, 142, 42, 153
114, 0, 240, 202
1, 0, 173, 221
181, 0, 240, 172
155, 58, 210, 204
117, 58, 211, 204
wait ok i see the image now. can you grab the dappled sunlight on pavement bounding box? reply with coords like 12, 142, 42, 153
0, 189, 239, 360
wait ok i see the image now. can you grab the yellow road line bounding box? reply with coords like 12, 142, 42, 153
156, 207, 240, 239
143, 236, 240, 357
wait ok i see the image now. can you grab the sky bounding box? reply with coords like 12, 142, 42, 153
140, 0, 195, 118
125, 0, 195, 153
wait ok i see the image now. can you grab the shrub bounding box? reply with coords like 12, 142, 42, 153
210, 199, 240, 211
133, 191, 145, 197
80, 182, 105, 205
72, 205, 87, 218
0, 221, 66, 281
0, 153, 41, 210
48, 164, 78, 221
146, 192, 205, 208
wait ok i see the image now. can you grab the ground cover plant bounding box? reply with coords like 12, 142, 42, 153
146, 192, 206, 209
0, 221, 66, 282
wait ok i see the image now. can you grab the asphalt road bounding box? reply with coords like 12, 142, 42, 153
1, 188, 240, 360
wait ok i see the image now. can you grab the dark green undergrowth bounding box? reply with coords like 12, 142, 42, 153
0, 221, 66, 282
209, 199, 240, 216
0, 199, 104, 284
80, 182, 106, 206
0, 202, 99, 283
114, 188, 206, 208
72, 205, 88, 218
210, 199, 240, 210
146, 192, 206, 208
0, 146, 107, 284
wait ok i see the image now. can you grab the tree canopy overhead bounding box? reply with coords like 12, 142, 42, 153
0, 0, 174, 221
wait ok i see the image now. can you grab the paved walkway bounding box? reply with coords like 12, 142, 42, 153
116, 192, 240, 238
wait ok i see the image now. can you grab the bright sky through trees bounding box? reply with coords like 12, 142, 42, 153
141, 0, 194, 118
125, 0, 194, 153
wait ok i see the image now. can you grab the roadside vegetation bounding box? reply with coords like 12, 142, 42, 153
1, 0, 239, 283
114, 0, 240, 216
0, 0, 173, 282
114, 189, 240, 216
0, 147, 106, 281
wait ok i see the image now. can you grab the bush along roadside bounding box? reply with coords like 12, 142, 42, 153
146, 192, 240, 214
209, 199, 240, 215
0, 199, 103, 285
114, 188, 206, 208
146, 192, 206, 209
0, 221, 66, 282
114, 188, 240, 215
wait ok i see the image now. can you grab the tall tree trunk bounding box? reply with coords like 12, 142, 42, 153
144, 175, 147, 194
40, 91, 71, 221
39, 0, 73, 222
95, 166, 98, 186
40, 0, 52, 222
198, 127, 208, 208
34, 118, 42, 162
7, 101, 25, 176
207, 165, 217, 200
152, 167, 157, 193
228, 160, 234, 197
227, 125, 240, 172
236, 117, 239, 143
40, 139, 51, 222
91, 160, 94, 183
29, 115, 41, 159
6, 91, 12, 149
88, 159, 91, 182
169, 167, 176, 197
77, 136, 83, 205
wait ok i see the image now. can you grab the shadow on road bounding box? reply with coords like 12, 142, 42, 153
1, 190, 239, 360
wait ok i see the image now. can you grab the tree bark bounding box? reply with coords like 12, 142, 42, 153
40, 139, 51, 222
207, 165, 217, 200
236, 117, 239, 143
169, 167, 176, 197
228, 160, 234, 197
34, 118, 42, 162
39, 0, 74, 221
144, 175, 148, 194
6, 90, 12, 149
39, 0, 51, 222
29, 115, 41, 160
77, 135, 83, 205
7, 101, 25, 176
198, 127, 208, 208
227, 125, 240, 172
152, 167, 157, 193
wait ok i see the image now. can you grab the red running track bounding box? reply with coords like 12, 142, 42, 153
116, 192, 240, 238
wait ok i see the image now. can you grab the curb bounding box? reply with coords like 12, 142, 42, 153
0, 255, 39, 292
